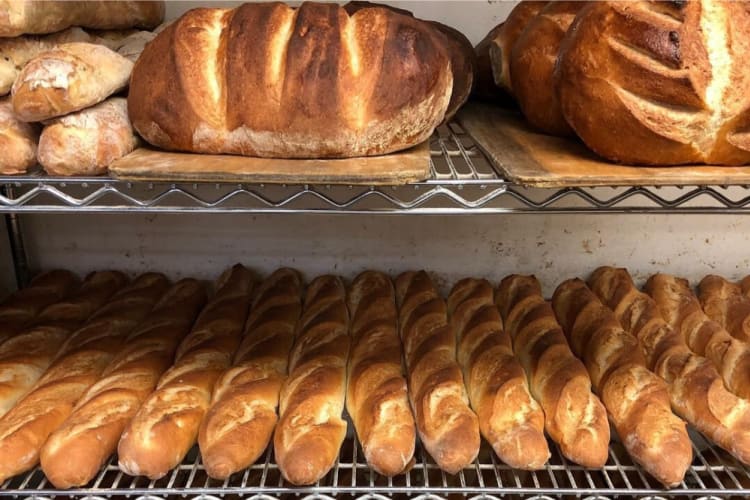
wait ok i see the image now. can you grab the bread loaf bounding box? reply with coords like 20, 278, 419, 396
129, 2, 453, 158
395, 271, 479, 474
646, 273, 750, 400
117, 265, 254, 480
495, 275, 609, 468
556, 1, 750, 165
589, 266, 750, 466
0, 1, 164, 37
200, 268, 303, 480
346, 271, 415, 476
474, 23, 510, 102
447, 278, 548, 470
274, 275, 349, 485
38, 97, 138, 176
114, 30, 156, 62
552, 279, 690, 487
698, 275, 750, 343
41, 278, 206, 488
12, 42, 133, 122
0, 272, 168, 485
0, 97, 38, 175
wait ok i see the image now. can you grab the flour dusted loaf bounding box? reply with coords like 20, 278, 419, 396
0, 97, 38, 175
128, 2, 453, 158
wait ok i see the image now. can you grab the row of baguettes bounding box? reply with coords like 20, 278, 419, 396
3, 267, 750, 488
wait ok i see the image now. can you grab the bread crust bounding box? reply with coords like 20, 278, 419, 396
0, 97, 38, 175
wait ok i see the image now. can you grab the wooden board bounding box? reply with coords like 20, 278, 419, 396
109, 142, 430, 185
457, 101, 750, 188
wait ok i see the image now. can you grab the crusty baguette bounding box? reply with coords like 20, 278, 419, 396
395, 271, 480, 474
0, 272, 167, 485
38, 97, 138, 176
40, 278, 206, 488
495, 275, 609, 468
590, 266, 750, 466
12, 42, 133, 122
552, 279, 690, 487
698, 275, 750, 343
200, 268, 303, 480
346, 271, 415, 476
0, 97, 38, 175
447, 278, 548, 470
274, 275, 349, 485
117, 265, 254, 480
646, 273, 750, 400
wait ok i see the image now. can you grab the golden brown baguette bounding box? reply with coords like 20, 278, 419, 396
646, 273, 750, 400
395, 271, 480, 474
0, 97, 39, 175
274, 275, 349, 485
698, 275, 750, 343
0, 272, 167, 485
447, 278, 548, 470
495, 275, 609, 468
200, 268, 303, 480
40, 278, 206, 488
346, 271, 415, 476
552, 278, 690, 487
590, 266, 750, 466
117, 265, 254, 480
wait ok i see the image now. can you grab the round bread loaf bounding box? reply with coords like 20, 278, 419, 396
129, 2, 453, 158
556, 0, 750, 165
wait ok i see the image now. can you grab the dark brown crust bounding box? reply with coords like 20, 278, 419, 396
429, 21, 475, 122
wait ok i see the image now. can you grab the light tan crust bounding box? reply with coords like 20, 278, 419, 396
590, 267, 750, 466
40, 278, 206, 489
0, 272, 167, 485
11, 42, 133, 122
556, 1, 750, 165
395, 271, 480, 474
199, 268, 303, 480
38, 97, 139, 177
495, 275, 609, 469
447, 278, 549, 470
0, 97, 39, 175
551, 278, 690, 487
117, 265, 254, 480
346, 271, 415, 476
274, 275, 349, 485
698, 275, 750, 343
646, 273, 750, 400
0, 1, 164, 37
128, 3, 453, 158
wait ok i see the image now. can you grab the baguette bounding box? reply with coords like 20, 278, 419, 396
0, 97, 39, 175
447, 278, 548, 470
590, 266, 750, 466
40, 278, 206, 488
395, 271, 480, 474
274, 275, 349, 485
346, 271, 415, 476
646, 273, 750, 400
117, 265, 254, 480
495, 275, 609, 468
200, 268, 303, 480
0, 272, 168, 485
698, 275, 750, 343
552, 279, 690, 487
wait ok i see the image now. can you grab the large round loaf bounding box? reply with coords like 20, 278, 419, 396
128, 2, 453, 159
556, 1, 750, 165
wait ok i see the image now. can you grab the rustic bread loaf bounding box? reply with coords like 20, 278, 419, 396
556, 1, 750, 165
474, 22, 510, 102
0, 97, 38, 175
698, 275, 750, 343
129, 2, 453, 158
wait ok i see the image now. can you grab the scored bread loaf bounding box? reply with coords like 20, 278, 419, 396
12, 42, 133, 122
38, 97, 138, 176
698, 275, 750, 343
117, 265, 254, 480
0, 272, 167, 485
474, 22, 509, 102
40, 279, 206, 488
200, 268, 303, 480
495, 275, 609, 468
395, 271, 480, 474
274, 275, 350, 485
0, 97, 38, 175
346, 271, 415, 476
646, 273, 750, 400
556, 1, 750, 165
447, 278, 549, 470
0, 1, 164, 37
129, 2, 453, 158
590, 267, 750, 466
552, 279, 691, 487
